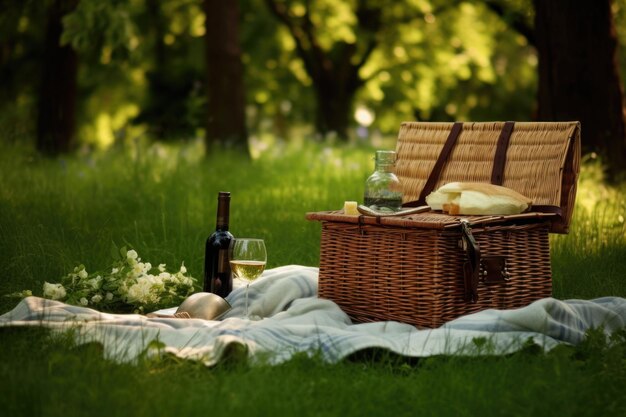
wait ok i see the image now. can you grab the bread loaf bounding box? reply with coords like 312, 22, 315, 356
426, 182, 532, 215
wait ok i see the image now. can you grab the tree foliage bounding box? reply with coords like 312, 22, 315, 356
0, 0, 625, 161
61, 0, 137, 61
244, 0, 540, 138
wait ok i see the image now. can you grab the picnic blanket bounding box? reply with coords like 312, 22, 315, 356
2, 265, 626, 366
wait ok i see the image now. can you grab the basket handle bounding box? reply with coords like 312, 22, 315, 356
490, 121, 515, 185
404, 122, 463, 207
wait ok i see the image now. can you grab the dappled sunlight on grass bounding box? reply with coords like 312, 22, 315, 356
1, 140, 626, 417
0, 139, 379, 306
550, 155, 626, 298
576, 154, 626, 220
553, 156, 626, 253
1, 139, 625, 306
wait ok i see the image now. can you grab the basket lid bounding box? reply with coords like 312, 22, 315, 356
395, 121, 581, 233
305, 210, 558, 230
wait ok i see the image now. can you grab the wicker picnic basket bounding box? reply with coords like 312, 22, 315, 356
306, 121, 581, 328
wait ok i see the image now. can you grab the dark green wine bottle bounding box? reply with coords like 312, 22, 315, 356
203, 192, 233, 297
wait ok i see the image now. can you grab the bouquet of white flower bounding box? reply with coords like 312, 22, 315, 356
37, 248, 197, 313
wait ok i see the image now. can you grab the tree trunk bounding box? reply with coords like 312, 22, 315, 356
203, 0, 248, 153
309, 44, 362, 139
315, 88, 352, 139
534, 0, 626, 181
36, 0, 79, 155
264, 0, 380, 141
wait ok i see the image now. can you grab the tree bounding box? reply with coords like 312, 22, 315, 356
34, 0, 140, 151
264, 0, 382, 139
533, 0, 626, 181
259, 1, 539, 139
204, 0, 248, 152
0, 1, 46, 142
133, 0, 206, 141
36, 0, 79, 154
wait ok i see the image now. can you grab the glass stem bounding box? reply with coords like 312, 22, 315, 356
245, 283, 250, 318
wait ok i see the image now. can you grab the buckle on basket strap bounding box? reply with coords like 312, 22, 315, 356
481, 256, 509, 283
460, 220, 480, 303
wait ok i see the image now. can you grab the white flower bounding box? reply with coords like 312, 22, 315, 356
133, 262, 145, 275
40, 250, 196, 312
87, 276, 102, 290
148, 274, 164, 287
126, 278, 152, 304
43, 282, 66, 300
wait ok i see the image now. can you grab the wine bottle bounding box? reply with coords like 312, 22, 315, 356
203, 191, 234, 297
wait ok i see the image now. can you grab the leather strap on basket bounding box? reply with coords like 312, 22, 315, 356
460, 220, 480, 303
490, 121, 515, 185
403, 122, 463, 207
489, 121, 565, 224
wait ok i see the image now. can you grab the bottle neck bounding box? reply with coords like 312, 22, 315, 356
375, 162, 394, 173
215, 197, 230, 231
373, 151, 397, 174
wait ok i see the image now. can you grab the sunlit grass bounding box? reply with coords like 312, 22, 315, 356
551, 155, 626, 298
0, 138, 380, 310
1, 139, 626, 417
1, 139, 625, 309
2, 326, 626, 417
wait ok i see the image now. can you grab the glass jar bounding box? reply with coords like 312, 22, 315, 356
364, 150, 403, 212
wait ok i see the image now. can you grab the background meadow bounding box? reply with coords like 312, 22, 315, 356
1, 138, 625, 309
1, 139, 626, 416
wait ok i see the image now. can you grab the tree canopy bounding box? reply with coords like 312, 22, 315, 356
1, 0, 625, 177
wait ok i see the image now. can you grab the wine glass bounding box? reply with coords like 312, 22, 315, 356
229, 238, 267, 318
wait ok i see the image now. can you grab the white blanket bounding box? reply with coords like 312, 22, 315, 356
2, 265, 626, 366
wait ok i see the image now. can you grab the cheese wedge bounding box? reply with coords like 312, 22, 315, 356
343, 201, 359, 215
425, 182, 532, 215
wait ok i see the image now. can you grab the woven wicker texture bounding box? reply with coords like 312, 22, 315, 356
395, 121, 580, 233
306, 121, 579, 327
317, 220, 552, 328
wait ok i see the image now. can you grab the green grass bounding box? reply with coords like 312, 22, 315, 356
2, 326, 626, 417
1, 139, 626, 416
0, 139, 376, 306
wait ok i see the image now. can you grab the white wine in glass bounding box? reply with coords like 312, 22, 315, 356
230, 260, 266, 280
229, 238, 267, 318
